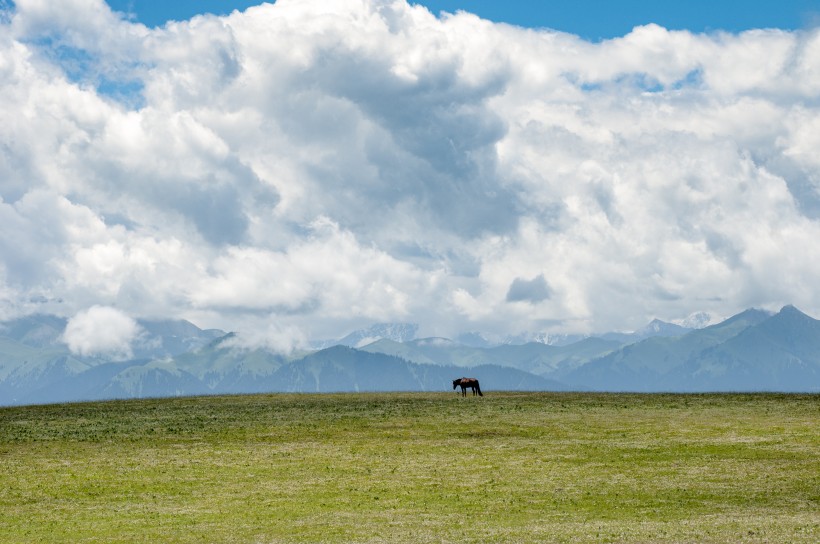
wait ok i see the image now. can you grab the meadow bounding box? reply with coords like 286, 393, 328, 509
0, 392, 817, 543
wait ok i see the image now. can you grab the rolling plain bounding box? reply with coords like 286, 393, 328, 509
1, 392, 817, 543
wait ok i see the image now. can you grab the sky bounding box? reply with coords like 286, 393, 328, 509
105, 1, 820, 39
2, 0, 820, 355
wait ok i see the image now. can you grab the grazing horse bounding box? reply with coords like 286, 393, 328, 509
453, 377, 483, 397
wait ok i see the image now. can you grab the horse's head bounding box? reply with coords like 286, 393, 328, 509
452, 378, 460, 389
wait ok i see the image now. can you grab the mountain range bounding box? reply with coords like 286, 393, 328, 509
1, 306, 818, 405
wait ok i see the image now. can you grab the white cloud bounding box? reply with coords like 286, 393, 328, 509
220, 321, 308, 355
62, 305, 141, 358
1, 0, 820, 344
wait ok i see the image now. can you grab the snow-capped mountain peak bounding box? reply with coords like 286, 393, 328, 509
678, 312, 713, 329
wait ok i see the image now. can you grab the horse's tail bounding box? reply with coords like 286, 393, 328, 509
476, 382, 483, 396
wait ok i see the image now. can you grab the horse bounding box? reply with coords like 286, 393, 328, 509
453, 377, 483, 397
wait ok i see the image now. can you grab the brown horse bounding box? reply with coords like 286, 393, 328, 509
453, 377, 483, 396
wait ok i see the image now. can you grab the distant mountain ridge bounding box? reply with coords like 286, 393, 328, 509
0, 314, 68, 348
563, 307, 816, 392
134, 319, 226, 359
311, 323, 419, 349
0, 316, 228, 405
660, 305, 820, 391
1, 306, 818, 405
358, 336, 622, 378
317, 317, 698, 350
597, 319, 693, 344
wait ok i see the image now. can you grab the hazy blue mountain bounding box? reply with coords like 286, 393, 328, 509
99, 361, 210, 400
0, 336, 63, 381
0, 321, 96, 404
688, 308, 770, 339
311, 323, 419, 349
266, 346, 432, 392
1, 353, 93, 405
599, 319, 692, 344
0, 315, 227, 404
170, 333, 297, 393
661, 306, 820, 391
0, 315, 68, 348
22, 360, 149, 405
454, 332, 496, 348
359, 336, 621, 377
475, 318, 691, 350
537, 333, 592, 347
19, 337, 279, 404
501, 332, 591, 346
3, 343, 572, 404
456, 322, 682, 349
531, 338, 625, 377
3, 307, 819, 405
260, 346, 571, 393
18, 357, 214, 405
320, 315, 695, 353
133, 319, 226, 359
0, 314, 226, 359
359, 338, 442, 365
361, 337, 486, 367
488, 338, 624, 376
564, 307, 814, 391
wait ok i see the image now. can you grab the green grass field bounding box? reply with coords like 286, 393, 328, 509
1, 392, 817, 543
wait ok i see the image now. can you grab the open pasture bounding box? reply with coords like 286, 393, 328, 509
1, 392, 817, 543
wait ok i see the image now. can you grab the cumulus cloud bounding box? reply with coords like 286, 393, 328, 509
1, 0, 820, 344
62, 305, 141, 358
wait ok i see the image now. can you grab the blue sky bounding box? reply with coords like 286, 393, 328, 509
106, 0, 820, 39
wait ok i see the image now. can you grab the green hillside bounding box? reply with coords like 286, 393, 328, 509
1, 392, 817, 543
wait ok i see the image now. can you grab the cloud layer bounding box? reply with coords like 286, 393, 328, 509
2, 0, 820, 345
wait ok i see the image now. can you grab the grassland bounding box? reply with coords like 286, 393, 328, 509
0, 392, 817, 543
